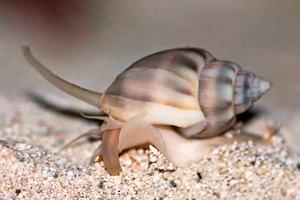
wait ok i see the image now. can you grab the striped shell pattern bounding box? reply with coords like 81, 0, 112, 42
100, 48, 271, 138
23, 46, 271, 175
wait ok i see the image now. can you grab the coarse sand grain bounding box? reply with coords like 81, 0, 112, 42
0, 95, 299, 200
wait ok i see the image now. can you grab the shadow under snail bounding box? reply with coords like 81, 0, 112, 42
22, 45, 272, 175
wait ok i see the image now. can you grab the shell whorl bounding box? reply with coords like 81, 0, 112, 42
198, 61, 241, 137
234, 70, 271, 114
100, 48, 271, 138
197, 60, 271, 137
101, 48, 214, 127
23, 45, 271, 140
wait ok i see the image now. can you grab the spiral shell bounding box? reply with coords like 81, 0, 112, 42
100, 48, 271, 138
23, 46, 272, 175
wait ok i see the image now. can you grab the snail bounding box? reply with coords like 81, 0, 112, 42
22, 45, 272, 175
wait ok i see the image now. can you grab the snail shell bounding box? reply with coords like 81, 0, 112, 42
100, 48, 271, 138
22, 46, 272, 175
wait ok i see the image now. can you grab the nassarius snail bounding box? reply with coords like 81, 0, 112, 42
23, 46, 272, 175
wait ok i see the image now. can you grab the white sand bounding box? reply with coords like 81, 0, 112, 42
0, 95, 299, 200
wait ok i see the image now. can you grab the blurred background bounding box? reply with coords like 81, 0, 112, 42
0, 1, 299, 121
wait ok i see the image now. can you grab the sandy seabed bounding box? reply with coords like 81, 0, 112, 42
0, 95, 299, 200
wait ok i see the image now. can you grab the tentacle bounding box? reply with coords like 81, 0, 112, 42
80, 112, 108, 122
59, 128, 102, 152
87, 116, 124, 174
89, 116, 165, 175
101, 129, 122, 175
22, 45, 102, 108
89, 144, 103, 164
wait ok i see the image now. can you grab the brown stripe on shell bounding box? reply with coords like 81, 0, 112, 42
105, 67, 199, 110
106, 82, 198, 110
100, 48, 212, 128
233, 70, 255, 114
199, 63, 236, 86
170, 52, 199, 72
182, 48, 215, 63
114, 67, 196, 96
126, 49, 211, 83
234, 70, 254, 88
199, 80, 233, 109
197, 61, 241, 138
103, 49, 214, 112
199, 61, 239, 108
233, 88, 251, 105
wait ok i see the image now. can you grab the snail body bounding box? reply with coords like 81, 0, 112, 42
23, 46, 271, 175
